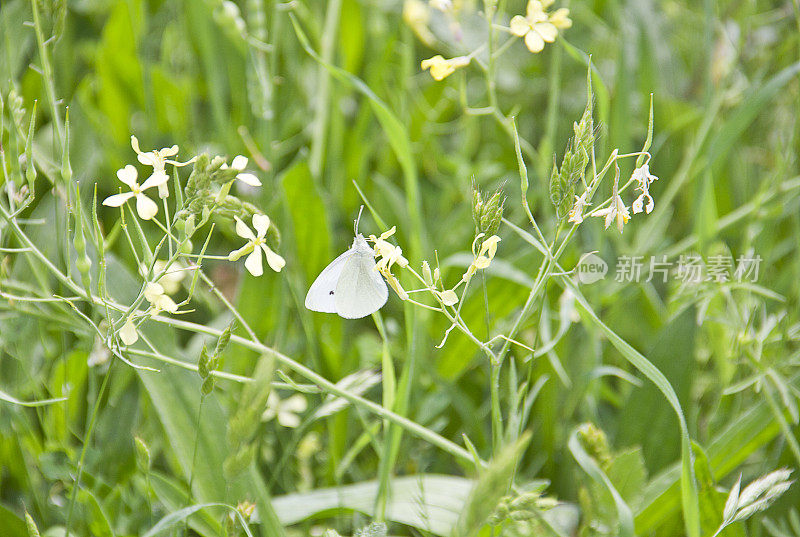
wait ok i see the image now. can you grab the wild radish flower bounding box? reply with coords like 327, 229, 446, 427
510, 0, 567, 53
119, 319, 139, 345
592, 195, 630, 233
463, 235, 501, 281
140, 260, 187, 295
144, 282, 179, 315
631, 164, 658, 214
262, 392, 307, 428
370, 227, 408, 272
130, 135, 193, 199
103, 165, 165, 220
568, 192, 591, 224
421, 55, 470, 81
438, 289, 458, 306
228, 214, 286, 276
221, 155, 262, 187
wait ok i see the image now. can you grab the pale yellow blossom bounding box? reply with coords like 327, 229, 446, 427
421, 55, 470, 81
509, 0, 570, 53
102, 165, 164, 220
630, 164, 658, 214
228, 214, 285, 276
144, 282, 179, 315
119, 319, 139, 345
130, 135, 194, 199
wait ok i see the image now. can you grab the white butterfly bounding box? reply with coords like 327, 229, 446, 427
305, 213, 388, 319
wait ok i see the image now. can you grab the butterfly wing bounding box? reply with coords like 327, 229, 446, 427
305, 249, 353, 313
334, 252, 388, 319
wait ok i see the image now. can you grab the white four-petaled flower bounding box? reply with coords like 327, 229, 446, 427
130, 135, 192, 199
510, 1, 559, 53
228, 214, 286, 276
144, 282, 179, 315
102, 165, 166, 220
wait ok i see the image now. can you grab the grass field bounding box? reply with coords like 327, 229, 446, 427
1, 0, 800, 536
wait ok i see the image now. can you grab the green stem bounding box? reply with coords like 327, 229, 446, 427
29, 0, 63, 150
65, 362, 114, 537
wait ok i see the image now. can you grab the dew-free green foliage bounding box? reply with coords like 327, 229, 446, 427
1, 1, 800, 537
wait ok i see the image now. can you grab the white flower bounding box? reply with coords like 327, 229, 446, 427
509, 1, 560, 53
119, 319, 139, 345
568, 192, 591, 224
102, 165, 165, 220
221, 155, 262, 187
631, 164, 658, 214
228, 214, 286, 276
463, 235, 501, 281
592, 194, 630, 233
144, 282, 179, 315
262, 392, 307, 428
130, 135, 194, 199
370, 227, 408, 272
140, 260, 187, 295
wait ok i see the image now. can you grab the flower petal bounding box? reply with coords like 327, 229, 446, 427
261, 244, 286, 272
117, 165, 138, 188
277, 410, 301, 428
140, 171, 169, 191
236, 172, 262, 187
525, 30, 545, 52
234, 216, 256, 240
159, 145, 179, 157
244, 248, 264, 276
231, 155, 248, 170
102, 192, 135, 207
144, 282, 165, 303
130, 135, 142, 154
252, 214, 270, 237
282, 394, 308, 413
534, 22, 558, 42
136, 193, 159, 220
526, 0, 547, 21
137, 152, 157, 167
509, 15, 530, 36
157, 294, 179, 314
120, 320, 139, 345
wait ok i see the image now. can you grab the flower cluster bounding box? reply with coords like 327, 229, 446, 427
569, 162, 659, 234
106, 135, 286, 348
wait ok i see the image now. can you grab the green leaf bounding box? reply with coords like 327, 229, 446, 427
280, 159, 331, 283
569, 426, 635, 537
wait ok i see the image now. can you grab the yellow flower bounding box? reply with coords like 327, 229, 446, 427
228, 214, 286, 276
463, 235, 501, 281
102, 165, 164, 220
221, 155, 262, 187
421, 55, 470, 81
509, 0, 568, 53
144, 282, 179, 315
130, 135, 194, 199
370, 227, 409, 272
592, 195, 630, 233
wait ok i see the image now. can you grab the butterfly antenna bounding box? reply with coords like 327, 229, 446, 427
354, 205, 364, 235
